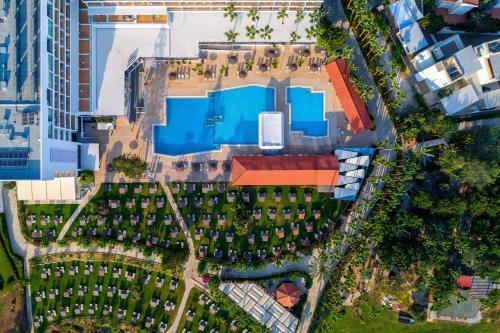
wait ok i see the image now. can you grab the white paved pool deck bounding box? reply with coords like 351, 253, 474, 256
89, 44, 379, 184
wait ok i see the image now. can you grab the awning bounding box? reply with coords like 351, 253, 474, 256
16, 177, 77, 201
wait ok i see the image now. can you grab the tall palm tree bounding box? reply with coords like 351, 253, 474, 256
223, 3, 237, 21
248, 8, 259, 22
277, 7, 288, 24
309, 251, 334, 281
412, 143, 435, 165
246, 25, 257, 40
224, 29, 238, 43
295, 9, 304, 23
305, 26, 317, 40
259, 25, 273, 40
289, 31, 300, 44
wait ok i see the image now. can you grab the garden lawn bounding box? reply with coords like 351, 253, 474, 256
30, 259, 185, 332
328, 304, 496, 333
176, 287, 251, 333
20, 203, 77, 242
66, 183, 185, 250
171, 183, 345, 262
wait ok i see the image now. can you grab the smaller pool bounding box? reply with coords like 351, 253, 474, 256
287, 87, 328, 137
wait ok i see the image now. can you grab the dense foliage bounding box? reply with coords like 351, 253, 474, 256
111, 154, 147, 179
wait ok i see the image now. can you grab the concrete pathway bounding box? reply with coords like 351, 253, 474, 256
222, 256, 311, 279
57, 185, 100, 240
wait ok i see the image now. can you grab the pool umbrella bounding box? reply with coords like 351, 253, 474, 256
169, 72, 177, 80
276, 282, 301, 308
266, 49, 278, 58
289, 63, 298, 72
301, 49, 311, 57
310, 63, 319, 72
238, 70, 247, 78
228, 55, 238, 64
204, 70, 213, 79
259, 63, 268, 72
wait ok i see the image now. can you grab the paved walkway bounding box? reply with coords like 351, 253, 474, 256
222, 256, 311, 279
57, 185, 100, 240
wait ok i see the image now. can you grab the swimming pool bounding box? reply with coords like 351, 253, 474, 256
287, 87, 328, 137
154, 85, 275, 156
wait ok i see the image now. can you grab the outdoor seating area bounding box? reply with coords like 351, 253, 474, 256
19, 204, 78, 242
170, 183, 344, 262
65, 183, 186, 251
177, 287, 251, 333
31, 259, 184, 331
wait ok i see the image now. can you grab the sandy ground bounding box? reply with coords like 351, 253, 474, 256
0, 284, 29, 333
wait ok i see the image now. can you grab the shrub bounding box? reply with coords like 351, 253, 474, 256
79, 170, 95, 185
111, 154, 147, 179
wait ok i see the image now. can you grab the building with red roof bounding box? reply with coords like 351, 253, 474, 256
230, 155, 339, 187
436, 0, 479, 24
325, 59, 372, 134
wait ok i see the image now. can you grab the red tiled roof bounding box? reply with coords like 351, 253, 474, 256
457, 275, 472, 289
230, 155, 339, 186
325, 59, 372, 134
276, 282, 301, 308
436, 8, 467, 24
493, 8, 500, 20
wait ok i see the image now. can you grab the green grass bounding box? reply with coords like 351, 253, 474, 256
176, 287, 248, 333
30, 259, 185, 332
325, 304, 497, 333
0, 213, 22, 292
19, 203, 78, 242
66, 182, 185, 250
171, 183, 345, 262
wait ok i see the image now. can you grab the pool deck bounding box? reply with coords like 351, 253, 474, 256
89, 44, 379, 183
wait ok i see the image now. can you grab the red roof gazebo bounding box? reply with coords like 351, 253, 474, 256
276, 282, 301, 308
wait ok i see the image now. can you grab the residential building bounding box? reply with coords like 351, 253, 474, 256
413, 35, 500, 115
436, 0, 479, 24
387, 0, 429, 55
0, 0, 80, 180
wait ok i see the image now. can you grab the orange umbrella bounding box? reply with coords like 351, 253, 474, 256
276, 282, 301, 307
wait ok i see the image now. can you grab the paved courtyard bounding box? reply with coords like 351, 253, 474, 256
88, 44, 381, 184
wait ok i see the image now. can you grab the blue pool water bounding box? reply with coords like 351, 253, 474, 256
287, 87, 328, 137
154, 85, 275, 156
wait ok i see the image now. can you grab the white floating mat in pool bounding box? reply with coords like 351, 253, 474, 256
258, 112, 284, 150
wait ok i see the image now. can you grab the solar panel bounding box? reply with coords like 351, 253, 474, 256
0, 148, 30, 168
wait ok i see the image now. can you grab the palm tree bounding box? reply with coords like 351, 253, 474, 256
412, 143, 435, 165
277, 7, 288, 24
295, 9, 304, 23
246, 25, 257, 40
224, 29, 239, 43
309, 251, 334, 281
223, 3, 237, 21
305, 26, 317, 40
290, 31, 300, 44
259, 25, 273, 40
248, 8, 259, 22
309, 8, 324, 24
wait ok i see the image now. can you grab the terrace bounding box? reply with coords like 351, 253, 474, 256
88, 43, 378, 184
171, 182, 344, 263
30, 259, 185, 331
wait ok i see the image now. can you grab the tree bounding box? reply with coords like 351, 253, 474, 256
436, 146, 465, 178
224, 29, 238, 43
411, 191, 434, 210
111, 154, 147, 179
223, 3, 237, 21
79, 170, 95, 185
246, 25, 257, 40
259, 25, 273, 40
309, 250, 335, 281
420, 11, 445, 33
461, 159, 498, 190
277, 7, 288, 24
290, 31, 300, 44
295, 9, 305, 23
247, 8, 259, 22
